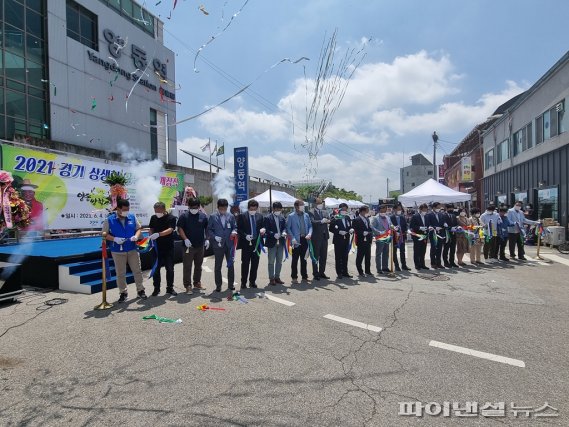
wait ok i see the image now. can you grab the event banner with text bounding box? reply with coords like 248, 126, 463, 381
0, 144, 184, 230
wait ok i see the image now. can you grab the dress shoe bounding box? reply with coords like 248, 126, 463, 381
444, 262, 451, 268
450, 263, 458, 268
313, 275, 321, 281
250, 283, 258, 288
402, 266, 411, 271
228, 286, 236, 290
438, 265, 446, 269
166, 288, 178, 296
240, 284, 248, 290
151, 289, 160, 297
500, 257, 510, 262
458, 262, 467, 266
337, 276, 343, 281
518, 256, 527, 261
269, 279, 276, 286
421, 266, 430, 270
193, 283, 205, 290
358, 272, 366, 277
395, 266, 401, 272
344, 274, 353, 278
214, 287, 221, 292
382, 268, 390, 273
365, 271, 373, 276
275, 277, 285, 284
320, 274, 330, 280
301, 276, 309, 281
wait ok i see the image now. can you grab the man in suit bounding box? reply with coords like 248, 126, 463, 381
286, 199, 313, 283
207, 198, 238, 292
371, 204, 392, 274
352, 205, 373, 277
264, 202, 287, 285
426, 202, 445, 269
309, 197, 331, 280
442, 203, 459, 268
329, 202, 353, 279
390, 204, 411, 271
409, 203, 430, 270
236, 199, 266, 289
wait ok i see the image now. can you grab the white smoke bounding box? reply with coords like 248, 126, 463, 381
0, 241, 34, 281
211, 169, 234, 201
115, 142, 163, 214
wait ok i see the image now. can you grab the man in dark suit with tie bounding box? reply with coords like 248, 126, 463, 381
237, 199, 266, 289
442, 203, 459, 268
352, 205, 373, 276
409, 203, 430, 270
329, 202, 353, 279
426, 201, 445, 269
309, 198, 331, 280
390, 203, 411, 271
264, 202, 287, 286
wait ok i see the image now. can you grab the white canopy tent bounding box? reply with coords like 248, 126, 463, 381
348, 200, 365, 208
398, 179, 471, 206
323, 197, 340, 208
239, 189, 298, 209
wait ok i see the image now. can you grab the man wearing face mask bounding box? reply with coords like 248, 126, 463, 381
442, 203, 459, 268
264, 202, 287, 286
286, 199, 313, 283
148, 201, 178, 296
371, 204, 392, 274
507, 201, 540, 260
237, 200, 266, 289
480, 204, 500, 262
177, 198, 209, 293
497, 207, 511, 261
390, 204, 411, 271
309, 198, 331, 280
208, 199, 238, 292
409, 203, 430, 270
330, 202, 353, 279
103, 199, 146, 303
353, 205, 373, 277
426, 202, 445, 269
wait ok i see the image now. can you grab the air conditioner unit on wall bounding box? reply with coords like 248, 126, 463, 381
556, 102, 564, 112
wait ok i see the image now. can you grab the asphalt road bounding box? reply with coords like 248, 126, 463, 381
1, 242, 568, 426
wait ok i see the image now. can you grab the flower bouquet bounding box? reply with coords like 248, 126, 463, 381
102, 171, 128, 209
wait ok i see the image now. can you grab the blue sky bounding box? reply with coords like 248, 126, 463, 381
145, 0, 569, 200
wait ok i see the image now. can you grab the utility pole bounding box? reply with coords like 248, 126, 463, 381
432, 131, 438, 178
386, 177, 389, 198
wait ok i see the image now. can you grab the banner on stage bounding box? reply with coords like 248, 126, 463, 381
0, 143, 184, 230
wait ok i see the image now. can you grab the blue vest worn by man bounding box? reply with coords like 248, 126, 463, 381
108, 213, 137, 252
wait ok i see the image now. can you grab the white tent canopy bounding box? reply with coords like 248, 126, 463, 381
239, 189, 298, 209
398, 179, 471, 206
323, 197, 340, 208
348, 200, 365, 208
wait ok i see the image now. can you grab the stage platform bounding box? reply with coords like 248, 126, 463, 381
0, 237, 186, 290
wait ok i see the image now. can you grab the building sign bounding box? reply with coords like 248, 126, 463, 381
234, 147, 249, 204
0, 144, 184, 230
438, 164, 445, 178
86, 28, 176, 101
461, 157, 472, 182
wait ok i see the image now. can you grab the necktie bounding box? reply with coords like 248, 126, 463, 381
397, 216, 401, 226
342, 218, 346, 228
275, 216, 280, 234
251, 215, 256, 236
221, 215, 226, 228
421, 215, 425, 226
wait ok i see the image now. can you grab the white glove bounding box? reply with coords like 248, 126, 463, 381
231, 230, 238, 235
321, 219, 327, 224
246, 235, 254, 241
184, 239, 191, 248
149, 233, 160, 240
281, 231, 287, 238
306, 234, 312, 240
129, 236, 138, 242
204, 240, 210, 250
292, 238, 298, 247
420, 227, 427, 232
339, 230, 347, 236
215, 236, 222, 243
260, 228, 266, 235
363, 231, 369, 236
444, 223, 448, 228
349, 228, 354, 234
274, 233, 280, 239
113, 237, 126, 245
436, 227, 442, 231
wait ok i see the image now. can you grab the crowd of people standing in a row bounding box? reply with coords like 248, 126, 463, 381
101, 197, 540, 303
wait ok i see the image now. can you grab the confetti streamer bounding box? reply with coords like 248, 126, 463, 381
91, 98, 97, 110
193, 0, 250, 72
198, 4, 209, 15
155, 0, 161, 5
41, 79, 57, 96
143, 314, 182, 323
146, 56, 309, 128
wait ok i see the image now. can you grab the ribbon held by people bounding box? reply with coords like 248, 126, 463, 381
136, 237, 159, 279
227, 234, 238, 268
374, 229, 392, 243
143, 314, 182, 323
308, 240, 318, 263
407, 230, 427, 241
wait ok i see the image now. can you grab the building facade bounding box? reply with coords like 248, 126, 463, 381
400, 153, 434, 194
1, 0, 177, 163
482, 51, 569, 225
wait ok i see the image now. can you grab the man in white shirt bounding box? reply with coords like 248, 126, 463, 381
480, 204, 501, 262
507, 200, 540, 260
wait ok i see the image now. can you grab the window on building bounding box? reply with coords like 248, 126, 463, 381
543, 110, 551, 140
485, 149, 494, 169
526, 122, 533, 149
427, 170, 433, 175
98, 0, 155, 37
496, 139, 509, 164
556, 100, 566, 134
66, 0, 98, 50
513, 128, 524, 156
536, 115, 543, 144
406, 171, 409, 176
537, 186, 558, 221
411, 182, 415, 187
150, 108, 158, 160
